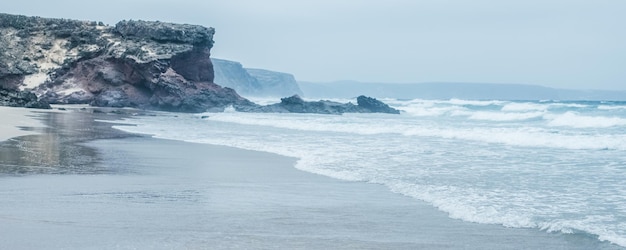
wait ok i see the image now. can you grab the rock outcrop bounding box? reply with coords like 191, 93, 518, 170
212, 58, 302, 98
356, 96, 399, 114
242, 95, 400, 114
0, 13, 400, 115
0, 87, 51, 109
0, 13, 253, 112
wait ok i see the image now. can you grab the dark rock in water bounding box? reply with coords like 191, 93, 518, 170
273, 95, 355, 114
242, 95, 400, 115
0, 13, 253, 112
356, 95, 400, 114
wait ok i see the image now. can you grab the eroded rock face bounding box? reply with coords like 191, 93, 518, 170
0, 13, 253, 112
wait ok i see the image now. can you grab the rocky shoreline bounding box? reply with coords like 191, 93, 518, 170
0, 13, 399, 114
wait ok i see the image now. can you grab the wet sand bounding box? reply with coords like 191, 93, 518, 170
0, 109, 622, 249
0, 106, 44, 142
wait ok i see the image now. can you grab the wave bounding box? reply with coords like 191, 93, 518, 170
557, 103, 589, 108
468, 111, 544, 121
112, 113, 626, 248
501, 102, 549, 112
445, 99, 506, 106
203, 112, 626, 151
385, 99, 466, 117
598, 105, 626, 111
204, 113, 404, 135
401, 105, 469, 117
385, 181, 626, 248
387, 98, 505, 107
402, 126, 626, 150
547, 112, 626, 128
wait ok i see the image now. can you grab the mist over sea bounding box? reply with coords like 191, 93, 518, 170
115, 98, 626, 247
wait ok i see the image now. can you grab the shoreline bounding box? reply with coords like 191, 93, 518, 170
0, 106, 142, 175
0, 106, 45, 142
0, 108, 623, 249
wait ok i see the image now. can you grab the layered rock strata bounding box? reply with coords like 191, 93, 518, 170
0, 13, 400, 114
0, 13, 252, 112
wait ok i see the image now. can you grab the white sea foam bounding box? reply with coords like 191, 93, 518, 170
598, 105, 626, 110
446, 98, 505, 106
201, 112, 626, 151
205, 113, 403, 135
401, 105, 468, 117
550, 103, 589, 109
547, 112, 626, 128
501, 102, 549, 112
468, 111, 544, 121
113, 99, 626, 248
244, 97, 282, 106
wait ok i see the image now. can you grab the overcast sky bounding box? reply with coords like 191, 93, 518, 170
5, 0, 626, 90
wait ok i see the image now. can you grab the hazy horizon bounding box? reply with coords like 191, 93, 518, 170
4, 0, 625, 91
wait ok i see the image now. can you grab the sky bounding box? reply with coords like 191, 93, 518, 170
4, 0, 626, 90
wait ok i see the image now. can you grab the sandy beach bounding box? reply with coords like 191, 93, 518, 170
0, 108, 622, 249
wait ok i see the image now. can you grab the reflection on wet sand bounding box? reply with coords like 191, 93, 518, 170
0, 110, 140, 175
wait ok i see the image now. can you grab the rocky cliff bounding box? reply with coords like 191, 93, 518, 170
0, 13, 253, 112
0, 13, 399, 114
212, 58, 302, 98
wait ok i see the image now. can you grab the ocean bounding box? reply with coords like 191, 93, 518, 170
114, 98, 626, 247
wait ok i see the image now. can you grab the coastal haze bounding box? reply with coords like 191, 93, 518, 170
4, 0, 626, 91
2, 1, 626, 250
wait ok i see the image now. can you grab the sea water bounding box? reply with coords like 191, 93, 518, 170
114, 98, 626, 247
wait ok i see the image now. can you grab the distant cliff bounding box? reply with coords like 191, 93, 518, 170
212, 58, 302, 98
246, 68, 303, 97
212, 59, 262, 96
0, 13, 253, 112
